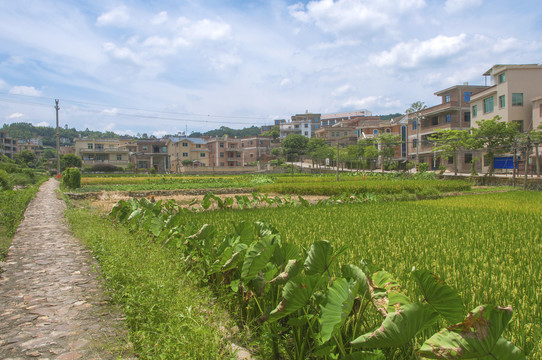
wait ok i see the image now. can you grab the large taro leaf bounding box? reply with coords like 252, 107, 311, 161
341, 350, 386, 360
272, 242, 300, 268
254, 220, 279, 237
351, 303, 438, 348
418, 305, 519, 359
304, 240, 346, 276
476, 337, 526, 360
234, 221, 254, 245
412, 269, 464, 324
319, 278, 358, 343
269, 259, 301, 285
369, 270, 410, 316
241, 235, 279, 281
342, 264, 370, 300
269, 274, 324, 322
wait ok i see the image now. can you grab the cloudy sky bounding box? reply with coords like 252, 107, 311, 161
1, 0, 541, 136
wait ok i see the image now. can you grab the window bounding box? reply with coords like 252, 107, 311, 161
465, 153, 472, 164
315, 125, 319, 129
373, 129, 378, 135
464, 92, 472, 102
483, 96, 494, 113
512, 93, 523, 106
445, 94, 451, 103
220, 142, 224, 148
413, 138, 418, 148
230, 144, 235, 148
498, 73, 505, 83
142, 146, 148, 151
162, 146, 167, 153
446, 114, 451, 123
385, 128, 391, 133
344, 131, 348, 136
138, 161, 148, 169
182, 152, 188, 157
464, 112, 471, 122
512, 120, 524, 133
196, 144, 201, 148
87, 143, 93, 149
250, 153, 254, 158
220, 162, 224, 166
200, 153, 206, 157
220, 152, 224, 158
182, 142, 188, 147
304, 131, 308, 136
413, 121, 417, 130
236, 153, 241, 158
116, 154, 122, 161
314, 118, 319, 122
472, 105, 478, 117
304, 123, 308, 128
432, 116, 438, 125
448, 156, 454, 164
499, 95, 505, 108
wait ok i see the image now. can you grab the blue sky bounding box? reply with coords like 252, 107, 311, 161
1, 0, 541, 136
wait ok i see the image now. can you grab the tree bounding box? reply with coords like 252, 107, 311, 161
429, 129, 471, 175
376, 133, 401, 169
405, 101, 427, 164
471, 116, 519, 176
282, 134, 308, 162
181, 159, 193, 167
15, 150, 36, 166
60, 153, 82, 171
306, 138, 328, 166
262, 126, 280, 140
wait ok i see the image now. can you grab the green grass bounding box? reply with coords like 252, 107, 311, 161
0, 182, 46, 260
181, 191, 542, 358
65, 203, 239, 359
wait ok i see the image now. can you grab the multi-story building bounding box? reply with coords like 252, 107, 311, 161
471, 64, 542, 133
280, 112, 322, 138
261, 119, 286, 133
408, 84, 488, 171
17, 139, 42, 158
313, 123, 358, 147
207, 136, 244, 167
74, 138, 137, 169
133, 140, 169, 173
470, 64, 542, 173
0, 131, 17, 159
239, 136, 274, 163
167, 137, 209, 172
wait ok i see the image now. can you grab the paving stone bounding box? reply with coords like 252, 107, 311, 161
0, 179, 132, 359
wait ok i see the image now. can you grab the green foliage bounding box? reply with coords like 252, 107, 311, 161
0, 184, 42, 259
418, 162, 430, 173
0, 169, 11, 190
15, 149, 36, 166
282, 134, 309, 160
60, 153, 82, 171
60, 168, 81, 189
90, 163, 119, 172
107, 195, 528, 360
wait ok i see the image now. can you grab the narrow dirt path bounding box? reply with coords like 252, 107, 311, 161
0, 179, 131, 359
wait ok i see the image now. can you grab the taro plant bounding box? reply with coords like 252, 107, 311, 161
108, 199, 526, 360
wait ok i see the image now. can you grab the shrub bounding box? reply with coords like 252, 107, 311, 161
60, 168, 81, 189
418, 162, 429, 173
0, 169, 11, 190
91, 163, 119, 173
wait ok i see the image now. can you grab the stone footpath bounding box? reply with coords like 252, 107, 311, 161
0, 179, 130, 359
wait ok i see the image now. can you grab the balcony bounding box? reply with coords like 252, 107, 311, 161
422, 101, 460, 116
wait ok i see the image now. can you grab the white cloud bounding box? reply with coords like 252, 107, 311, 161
35, 121, 49, 127
280, 78, 292, 88
152, 130, 168, 138
444, 0, 483, 14
341, 95, 401, 109
7, 112, 24, 119
96, 6, 130, 27
210, 53, 242, 70
9, 86, 42, 96
151, 11, 168, 25
102, 42, 140, 63
101, 108, 118, 115
182, 19, 231, 41
369, 34, 468, 69
289, 0, 425, 35
0, 78, 7, 89
331, 84, 356, 97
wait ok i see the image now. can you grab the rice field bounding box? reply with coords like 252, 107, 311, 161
181, 191, 542, 357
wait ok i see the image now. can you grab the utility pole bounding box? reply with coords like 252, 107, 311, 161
512, 139, 517, 187
55, 99, 60, 175
534, 141, 540, 177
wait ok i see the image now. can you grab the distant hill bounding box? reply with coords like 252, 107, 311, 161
190, 126, 261, 138
378, 113, 403, 120
1, 122, 123, 147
